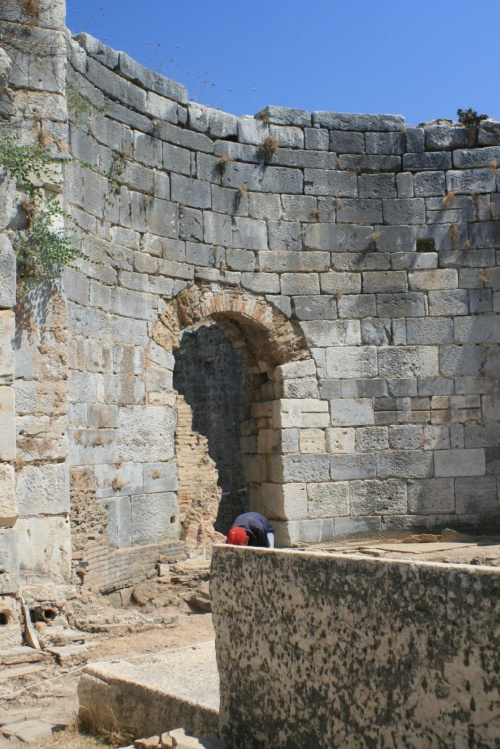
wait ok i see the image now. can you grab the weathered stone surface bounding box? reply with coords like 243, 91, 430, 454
119, 407, 176, 462
0, 464, 16, 527
0, 235, 15, 308
16, 464, 69, 516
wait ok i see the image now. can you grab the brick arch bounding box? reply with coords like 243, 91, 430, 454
152, 284, 311, 369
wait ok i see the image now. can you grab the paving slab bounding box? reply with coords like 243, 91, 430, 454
78, 640, 219, 742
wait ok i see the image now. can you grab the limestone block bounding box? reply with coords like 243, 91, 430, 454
396, 172, 414, 197
272, 399, 329, 429
274, 518, 334, 545
325, 347, 377, 379
359, 174, 397, 198
241, 273, 280, 294
377, 451, 433, 479
87, 404, 119, 428
329, 130, 364, 153
258, 483, 307, 521
330, 399, 374, 427
408, 269, 458, 291
270, 454, 331, 483
337, 294, 376, 319
99, 495, 131, 547
0, 46, 11, 98
355, 426, 389, 453
446, 168, 496, 194
313, 111, 404, 131
336, 199, 382, 224
434, 449, 486, 477
171, 175, 210, 209
143, 462, 178, 493
0, 235, 15, 308
376, 292, 425, 318
455, 316, 500, 344
413, 171, 446, 197
326, 427, 355, 454
300, 320, 360, 348
330, 453, 376, 480
307, 482, 349, 518
131, 492, 179, 545
455, 477, 497, 514
299, 428, 326, 454
477, 120, 500, 146
320, 271, 361, 295
292, 296, 337, 321
273, 359, 316, 381
452, 145, 500, 169
350, 479, 407, 515
119, 406, 175, 462
16, 516, 71, 581
403, 152, 452, 171
406, 318, 454, 345
378, 347, 438, 378
363, 271, 408, 294
389, 425, 424, 451
260, 250, 327, 272
94, 462, 143, 499
263, 106, 311, 127
305, 224, 373, 252
303, 169, 357, 197
0, 465, 16, 527
269, 125, 304, 149
0, 529, 19, 593
276, 377, 319, 399
226, 249, 255, 272
16, 464, 69, 517
405, 127, 425, 152
69, 428, 119, 466
408, 478, 454, 513
338, 154, 401, 172
0, 310, 14, 378
238, 117, 268, 145
0, 386, 15, 460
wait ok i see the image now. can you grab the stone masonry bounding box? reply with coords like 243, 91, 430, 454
0, 0, 499, 592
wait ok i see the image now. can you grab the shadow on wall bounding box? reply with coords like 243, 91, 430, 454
173, 323, 250, 534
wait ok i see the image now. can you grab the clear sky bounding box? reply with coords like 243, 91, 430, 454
65, 0, 499, 126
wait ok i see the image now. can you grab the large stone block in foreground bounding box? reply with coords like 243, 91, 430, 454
211, 546, 500, 748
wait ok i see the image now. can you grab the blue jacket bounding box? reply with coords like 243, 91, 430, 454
231, 512, 274, 548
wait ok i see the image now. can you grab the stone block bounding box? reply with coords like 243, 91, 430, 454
338, 294, 377, 318
93, 462, 143, 499
439, 345, 484, 377
189, 103, 238, 138
305, 224, 374, 252
313, 112, 404, 131
258, 483, 307, 521
446, 168, 496, 194
382, 198, 425, 225
119, 406, 175, 462
375, 225, 417, 253
325, 346, 377, 378
241, 272, 280, 294
376, 451, 434, 479
330, 453, 377, 480
408, 269, 458, 291
337, 198, 383, 224
269, 125, 304, 149
355, 426, 389, 452
292, 296, 337, 321
361, 319, 395, 346
330, 398, 374, 427
131, 492, 179, 544
434, 449, 486, 477
260, 251, 328, 273
378, 347, 438, 378
226, 248, 255, 272
267, 221, 302, 250
300, 320, 360, 347
338, 155, 401, 173
0, 465, 16, 527
116, 51, 187, 102
405, 127, 425, 152
0, 235, 16, 308
350, 479, 407, 515
326, 427, 355, 454
143, 462, 178, 493
388, 425, 423, 450
396, 172, 414, 198
320, 271, 361, 295
274, 359, 316, 380
171, 175, 211, 209
455, 477, 497, 514
16, 464, 69, 517
406, 318, 454, 345
272, 399, 329, 429
452, 145, 500, 169
359, 174, 397, 199
232, 217, 267, 251
335, 515, 381, 538
329, 130, 364, 153
87, 404, 119, 429
305, 128, 329, 150
277, 378, 319, 399
186, 242, 214, 267
180, 208, 203, 243
0, 528, 19, 593
376, 293, 426, 318
299, 428, 326, 454
454, 315, 500, 344
0, 386, 15, 461
365, 132, 406, 154
403, 152, 452, 171
307, 482, 349, 518
163, 142, 192, 175
424, 125, 468, 150
99, 495, 131, 547
407, 478, 455, 514
477, 120, 500, 146
280, 273, 319, 296
238, 117, 269, 145
16, 516, 71, 580
413, 171, 446, 197
362, 271, 407, 293
427, 290, 468, 317
270, 454, 331, 483
0, 310, 14, 378
248, 193, 281, 221
304, 169, 357, 197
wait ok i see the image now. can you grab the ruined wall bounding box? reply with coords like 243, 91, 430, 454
0, 0, 499, 588
211, 545, 500, 748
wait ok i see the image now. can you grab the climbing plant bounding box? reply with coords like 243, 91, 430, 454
0, 129, 81, 288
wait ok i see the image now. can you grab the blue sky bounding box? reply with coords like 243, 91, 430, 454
65, 0, 499, 126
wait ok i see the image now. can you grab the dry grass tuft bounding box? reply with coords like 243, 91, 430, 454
237, 184, 248, 199
258, 135, 279, 159
216, 153, 234, 171
442, 191, 456, 208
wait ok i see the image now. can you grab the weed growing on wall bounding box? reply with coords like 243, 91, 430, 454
0, 129, 81, 288
67, 81, 107, 127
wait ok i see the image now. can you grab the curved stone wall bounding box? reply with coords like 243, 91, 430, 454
1, 0, 499, 586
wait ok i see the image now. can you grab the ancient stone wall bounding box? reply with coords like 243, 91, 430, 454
0, 0, 499, 587
211, 545, 500, 748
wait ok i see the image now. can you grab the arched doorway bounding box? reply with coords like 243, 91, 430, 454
152, 284, 322, 548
